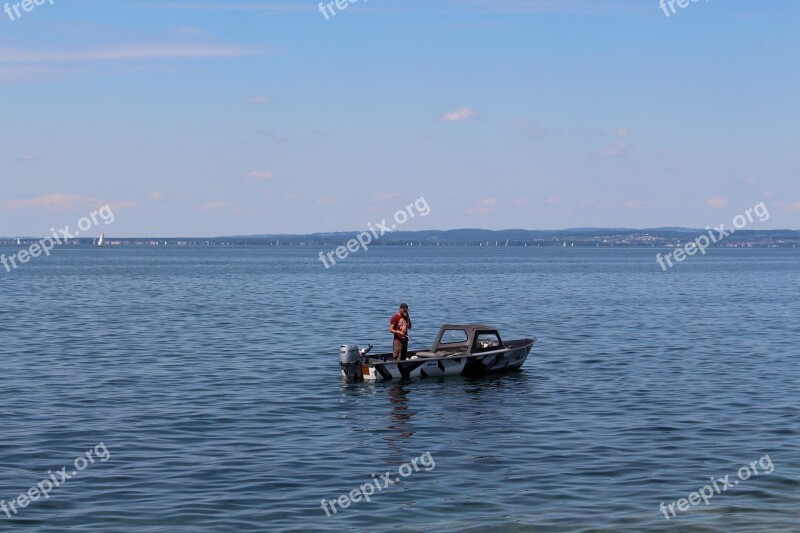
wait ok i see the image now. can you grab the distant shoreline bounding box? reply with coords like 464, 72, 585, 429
2, 228, 799, 248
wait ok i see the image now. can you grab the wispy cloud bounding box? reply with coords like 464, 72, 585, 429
707, 196, 729, 209
202, 200, 239, 213
0, 44, 259, 64
371, 192, 400, 202
511, 120, 546, 138
598, 141, 626, 157
468, 197, 497, 214
442, 107, 475, 122
257, 129, 287, 142
147, 192, 166, 201
16, 154, 42, 162
135, 2, 314, 13
1, 193, 107, 211
441, 0, 643, 14
244, 171, 272, 181
624, 199, 656, 210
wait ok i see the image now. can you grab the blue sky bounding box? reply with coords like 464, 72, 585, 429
1, 0, 798, 236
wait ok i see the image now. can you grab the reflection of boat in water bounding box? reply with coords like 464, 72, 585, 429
388, 385, 414, 438
340, 324, 536, 382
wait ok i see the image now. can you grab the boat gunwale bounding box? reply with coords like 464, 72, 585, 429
364, 337, 536, 368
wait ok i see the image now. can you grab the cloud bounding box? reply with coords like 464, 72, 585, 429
442, 107, 475, 122
624, 199, 656, 210
468, 198, 496, 214
612, 127, 630, 137
1, 193, 106, 211
257, 129, 287, 142
0, 44, 260, 64
248, 95, 271, 104
511, 120, 546, 138
244, 171, 273, 181
113, 200, 140, 210
137, 2, 314, 13
745, 178, 757, 185
707, 196, 729, 209
547, 195, 562, 205
371, 192, 400, 202
201, 201, 239, 213
441, 0, 642, 14
316, 197, 334, 205
147, 192, 166, 201
514, 198, 530, 207
598, 141, 626, 157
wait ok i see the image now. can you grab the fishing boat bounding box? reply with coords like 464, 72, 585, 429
339, 324, 536, 382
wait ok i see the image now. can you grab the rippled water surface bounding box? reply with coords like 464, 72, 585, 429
1, 246, 799, 532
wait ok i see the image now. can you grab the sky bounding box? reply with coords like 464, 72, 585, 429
0, 0, 798, 237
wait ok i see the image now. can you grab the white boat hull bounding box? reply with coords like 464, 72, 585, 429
347, 341, 534, 382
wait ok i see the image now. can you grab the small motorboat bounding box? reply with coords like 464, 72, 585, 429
340, 324, 536, 382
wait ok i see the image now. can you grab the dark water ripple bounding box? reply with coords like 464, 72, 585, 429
1, 246, 799, 532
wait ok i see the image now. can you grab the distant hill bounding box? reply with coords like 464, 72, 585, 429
232, 228, 800, 247
3, 228, 798, 247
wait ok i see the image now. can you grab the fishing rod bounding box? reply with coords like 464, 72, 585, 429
406, 335, 430, 350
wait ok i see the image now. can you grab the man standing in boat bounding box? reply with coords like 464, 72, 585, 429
389, 303, 412, 361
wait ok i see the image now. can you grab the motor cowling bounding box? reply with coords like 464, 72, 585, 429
340, 344, 363, 380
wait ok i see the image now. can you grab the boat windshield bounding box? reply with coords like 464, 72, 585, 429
472, 332, 503, 352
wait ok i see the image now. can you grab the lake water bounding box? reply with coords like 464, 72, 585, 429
1, 246, 799, 532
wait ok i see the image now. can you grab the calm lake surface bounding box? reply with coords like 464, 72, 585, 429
1, 246, 799, 532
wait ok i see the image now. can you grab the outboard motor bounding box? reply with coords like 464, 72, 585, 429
339, 344, 363, 381
339, 344, 373, 381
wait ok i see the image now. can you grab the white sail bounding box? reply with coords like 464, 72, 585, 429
17, 237, 21, 245
98, 233, 105, 247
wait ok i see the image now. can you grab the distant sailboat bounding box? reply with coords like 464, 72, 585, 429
505, 239, 509, 247
17, 237, 21, 245
98, 233, 106, 247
